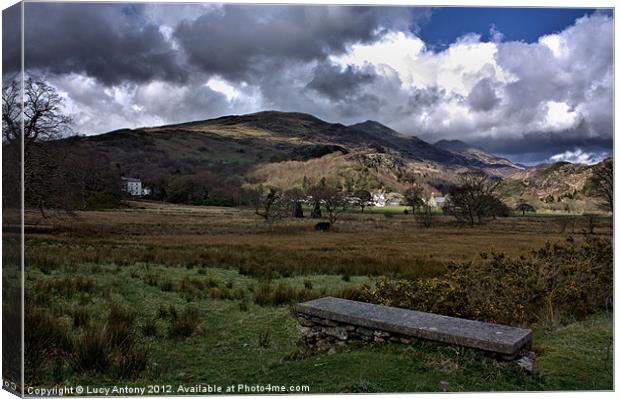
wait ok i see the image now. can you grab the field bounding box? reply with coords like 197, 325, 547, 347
11, 201, 614, 392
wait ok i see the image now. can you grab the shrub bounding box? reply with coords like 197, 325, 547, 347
273, 283, 296, 305
253, 283, 274, 306
29, 255, 61, 275
72, 326, 112, 373
365, 237, 612, 326
141, 317, 159, 337
334, 287, 365, 301
258, 326, 272, 348
169, 306, 201, 338
159, 279, 176, 292
253, 282, 297, 306
25, 306, 71, 382
36, 275, 99, 299
116, 343, 149, 379
72, 306, 90, 328
143, 273, 159, 287
107, 304, 137, 349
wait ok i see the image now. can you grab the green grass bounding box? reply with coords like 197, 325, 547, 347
26, 259, 612, 392
534, 312, 613, 390
204, 153, 255, 165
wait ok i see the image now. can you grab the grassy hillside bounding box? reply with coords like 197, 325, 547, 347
61, 111, 607, 210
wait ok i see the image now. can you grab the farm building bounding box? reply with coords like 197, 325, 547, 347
121, 176, 150, 197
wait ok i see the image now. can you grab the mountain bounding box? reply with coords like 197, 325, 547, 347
64, 111, 604, 211
349, 121, 477, 167
435, 139, 524, 174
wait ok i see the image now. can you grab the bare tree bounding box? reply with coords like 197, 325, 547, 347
252, 186, 288, 227
3, 77, 72, 145
3, 78, 76, 214
516, 200, 536, 216
353, 189, 373, 213
403, 185, 424, 214
309, 179, 347, 225
444, 170, 504, 226
590, 159, 613, 212
3, 78, 123, 214
321, 186, 348, 225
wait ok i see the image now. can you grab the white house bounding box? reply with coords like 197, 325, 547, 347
121, 177, 148, 197
426, 193, 447, 208
371, 191, 386, 207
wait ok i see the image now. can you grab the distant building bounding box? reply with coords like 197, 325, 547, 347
121, 176, 149, 197
372, 191, 386, 207
426, 193, 447, 208
371, 191, 402, 207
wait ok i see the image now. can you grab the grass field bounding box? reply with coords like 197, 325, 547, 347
13, 201, 613, 392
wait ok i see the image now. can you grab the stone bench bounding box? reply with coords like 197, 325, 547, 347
295, 297, 533, 358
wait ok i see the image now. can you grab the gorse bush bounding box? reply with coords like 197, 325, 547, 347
365, 237, 612, 326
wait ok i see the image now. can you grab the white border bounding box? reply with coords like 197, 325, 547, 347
0, 2, 616, 399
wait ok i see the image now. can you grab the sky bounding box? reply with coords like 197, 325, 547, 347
2, 2, 614, 165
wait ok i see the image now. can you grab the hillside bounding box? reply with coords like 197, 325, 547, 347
64, 111, 606, 210
435, 139, 524, 175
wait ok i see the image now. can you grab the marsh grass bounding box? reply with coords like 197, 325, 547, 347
23, 203, 610, 281
72, 326, 113, 373
72, 306, 90, 328
19, 203, 613, 390
169, 306, 201, 338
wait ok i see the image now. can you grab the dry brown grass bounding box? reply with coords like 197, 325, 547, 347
21, 201, 612, 279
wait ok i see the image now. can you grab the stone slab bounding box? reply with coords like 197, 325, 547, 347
296, 297, 533, 355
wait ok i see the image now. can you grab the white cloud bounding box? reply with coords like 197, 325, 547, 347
539, 34, 568, 58
548, 149, 608, 165
541, 101, 580, 132
331, 30, 514, 96
205, 77, 241, 102
51, 74, 262, 134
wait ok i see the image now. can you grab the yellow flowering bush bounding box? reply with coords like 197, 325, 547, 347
365, 236, 612, 326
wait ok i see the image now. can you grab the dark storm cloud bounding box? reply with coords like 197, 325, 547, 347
307, 64, 376, 100
2, 3, 21, 77
17, 2, 187, 85
173, 5, 420, 82
467, 78, 500, 111
467, 131, 613, 165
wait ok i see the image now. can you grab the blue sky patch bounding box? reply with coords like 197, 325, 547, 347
419, 7, 612, 49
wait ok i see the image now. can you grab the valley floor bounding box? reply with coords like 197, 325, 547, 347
6, 201, 613, 392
